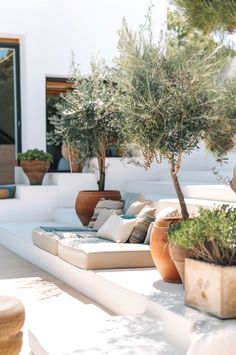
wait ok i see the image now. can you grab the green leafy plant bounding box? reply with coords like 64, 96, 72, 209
168, 205, 236, 266
18, 149, 53, 162
48, 58, 124, 190
114, 9, 235, 219
173, 0, 236, 34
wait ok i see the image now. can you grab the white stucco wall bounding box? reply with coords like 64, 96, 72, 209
0, 0, 166, 152
0, 0, 235, 178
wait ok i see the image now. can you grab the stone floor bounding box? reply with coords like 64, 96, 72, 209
0, 245, 112, 354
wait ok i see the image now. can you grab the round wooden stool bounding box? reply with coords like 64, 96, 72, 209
0, 296, 25, 355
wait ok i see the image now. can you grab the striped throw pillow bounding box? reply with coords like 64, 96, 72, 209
128, 205, 156, 244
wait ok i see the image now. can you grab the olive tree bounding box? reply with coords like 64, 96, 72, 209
114, 14, 234, 219
48, 59, 124, 191
173, 0, 236, 34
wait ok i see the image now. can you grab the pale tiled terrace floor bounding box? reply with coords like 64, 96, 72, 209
0, 245, 112, 354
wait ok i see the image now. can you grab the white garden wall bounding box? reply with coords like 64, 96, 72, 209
0, 0, 166, 152
0, 0, 235, 179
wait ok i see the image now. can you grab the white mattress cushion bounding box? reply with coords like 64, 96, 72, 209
58, 238, 154, 270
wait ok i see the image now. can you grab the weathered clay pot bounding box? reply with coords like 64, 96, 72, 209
21, 160, 50, 185
169, 243, 194, 286
75, 190, 121, 226
185, 258, 236, 319
150, 217, 182, 283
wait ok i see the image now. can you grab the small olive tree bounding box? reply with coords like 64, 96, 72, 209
173, 0, 236, 34
114, 14, 235, 219
48, 59, 124, 191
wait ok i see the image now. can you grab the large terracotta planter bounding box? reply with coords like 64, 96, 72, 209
150, 217, 182, 283
21, 160, 50, 185
185, 258, 236, 319
75, 190, 121, 226
169, 243, 194, 286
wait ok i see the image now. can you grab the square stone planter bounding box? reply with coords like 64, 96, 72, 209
185, 258, 236, 319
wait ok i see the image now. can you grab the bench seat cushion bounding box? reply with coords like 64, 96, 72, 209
58, 238, 154, 270
32, 227, 95, 255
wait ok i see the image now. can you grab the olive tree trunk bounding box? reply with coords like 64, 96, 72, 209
170, 158, 189, 220
96, 142, 107, 191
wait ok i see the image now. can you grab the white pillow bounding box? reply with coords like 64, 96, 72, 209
96, 214, 136, 243
155, 207, 179, 220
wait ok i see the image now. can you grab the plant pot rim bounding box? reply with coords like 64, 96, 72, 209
185, 257, 236, 268
20, 160, 51, 163
78, 190, 120, 193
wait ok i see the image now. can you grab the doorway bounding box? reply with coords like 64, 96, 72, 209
0, 40, 21, 184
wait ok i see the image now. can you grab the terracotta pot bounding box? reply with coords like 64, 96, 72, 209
21, 160, 50, 185
75, 190, 121, 226
150, 217, 182, 283
169, 243, 194, 286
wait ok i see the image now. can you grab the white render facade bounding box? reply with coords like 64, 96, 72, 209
0, 0, 235, 185
0, 0, 166, 152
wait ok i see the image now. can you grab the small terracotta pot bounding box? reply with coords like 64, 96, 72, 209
21, 160, 50, 185
150, 217, 182, 283
75, 190, 121, 226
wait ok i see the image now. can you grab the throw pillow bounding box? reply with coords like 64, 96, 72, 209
93, 209, 119, 230
96, 214, 136, 243
122, 192, 144, 214
120, 214, 136, 219
0, 185, 16, 199
126, 201, 149, 216
155, 207, 179, 220
129, 205, 156, 244
88, 199, 124, 228
144, 222, 154, 244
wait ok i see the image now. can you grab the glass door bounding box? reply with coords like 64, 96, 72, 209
0, 42, 21, 184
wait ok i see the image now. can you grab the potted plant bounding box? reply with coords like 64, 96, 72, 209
18, 149, 53, 185
48, 58, 124, 225
168, 205, 236, 318
114, 11, 235, 281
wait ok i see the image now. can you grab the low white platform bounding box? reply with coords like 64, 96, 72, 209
0, 222, 235, 355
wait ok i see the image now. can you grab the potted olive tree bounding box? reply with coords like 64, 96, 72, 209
168, 205, 236, 318
48, 59, 124, 225
18, 149, 53, 185
114, 13, 235, 281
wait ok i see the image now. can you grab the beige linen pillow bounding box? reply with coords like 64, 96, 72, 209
88, 199, 124, 228
129, 205, 156, 244
96, 214, 136, 243
126, 201, 149, 216
155, 207, 179, 220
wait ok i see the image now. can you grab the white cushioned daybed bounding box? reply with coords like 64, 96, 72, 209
32, 227, 155, 269
32, 193, 178, 271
